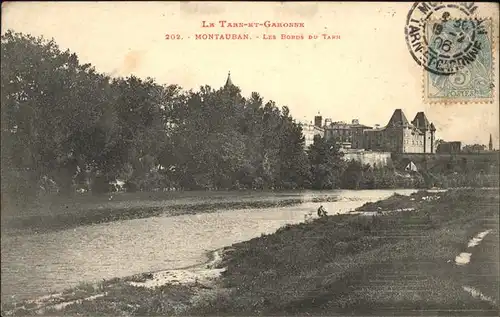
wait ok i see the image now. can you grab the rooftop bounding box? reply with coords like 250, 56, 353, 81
387, 109, 410, 127
325, 120, 372, 129
224, 71, 233, 88
412, 112, 431, 130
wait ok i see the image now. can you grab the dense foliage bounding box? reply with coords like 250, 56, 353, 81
0, 31, 321, 202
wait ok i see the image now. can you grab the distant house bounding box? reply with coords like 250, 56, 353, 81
301, 118, 324, 148
322, 118, 372, 149
436, 141, 462, 154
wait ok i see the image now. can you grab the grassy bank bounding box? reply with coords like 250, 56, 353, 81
193, 189, 498, 316
3, 189, 499, 316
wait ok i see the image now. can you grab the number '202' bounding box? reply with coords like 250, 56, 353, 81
165, 34, 181, 40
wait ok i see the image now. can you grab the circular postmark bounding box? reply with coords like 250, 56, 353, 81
427, 18, 487, 75
405, 2, 480, 75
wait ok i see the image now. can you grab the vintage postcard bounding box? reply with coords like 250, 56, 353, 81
1, 2, 499, 317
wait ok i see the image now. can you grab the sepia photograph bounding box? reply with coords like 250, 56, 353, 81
1, 1, 499, 316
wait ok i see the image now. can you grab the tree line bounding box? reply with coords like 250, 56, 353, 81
1, 31, 496, 208
0, 31, 330, 199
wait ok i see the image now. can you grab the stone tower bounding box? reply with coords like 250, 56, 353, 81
429, 123, 436, 153
387, 109, 410, 153
314, 113, 322, 128
411, 112, 436, 153
489, 134, 493, 151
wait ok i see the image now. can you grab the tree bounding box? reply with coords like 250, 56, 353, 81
1, 30, 115, 197
307, 135, 344, 189
274, 107, 311, 189
341, 160, 370, 189
1, 30, 180, 196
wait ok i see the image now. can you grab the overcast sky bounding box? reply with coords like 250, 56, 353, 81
2, 1, 499, 146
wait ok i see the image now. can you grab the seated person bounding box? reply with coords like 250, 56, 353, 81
317, 205, 328, 217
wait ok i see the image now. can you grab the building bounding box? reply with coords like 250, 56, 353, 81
301, 116, 325, 148
363, 109, 436, 153
350, 119, 373, 149
322, 118, 372, 149
324, 121, 351, 148
436, 141, 462, 154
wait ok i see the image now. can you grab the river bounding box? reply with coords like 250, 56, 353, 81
1, 189, 416, 303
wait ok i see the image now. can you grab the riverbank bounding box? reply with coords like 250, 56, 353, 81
196, 188, 498, 316
2, 188, 499, 316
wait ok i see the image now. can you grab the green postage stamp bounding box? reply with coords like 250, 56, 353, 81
423, 18, 494, 103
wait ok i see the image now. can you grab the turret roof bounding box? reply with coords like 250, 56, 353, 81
387, 109, 410, 127
412, 112, 431, 130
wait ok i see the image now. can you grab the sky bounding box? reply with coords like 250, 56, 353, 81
2, 1, 499, 146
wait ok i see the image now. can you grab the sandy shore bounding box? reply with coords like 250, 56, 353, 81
127, 248, 226, 289
2, 248, 227, 316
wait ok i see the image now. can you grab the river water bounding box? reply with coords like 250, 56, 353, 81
1, 189, 416, 303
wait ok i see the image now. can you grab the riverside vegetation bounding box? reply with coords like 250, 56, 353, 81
3, 189, 498, 316
2, 31, 499, 215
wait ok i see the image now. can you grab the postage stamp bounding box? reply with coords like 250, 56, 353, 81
423, 18, 494, 103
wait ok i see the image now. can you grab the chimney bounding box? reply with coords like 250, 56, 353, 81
352, 119, 359, 125
314, 115, 323, 128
